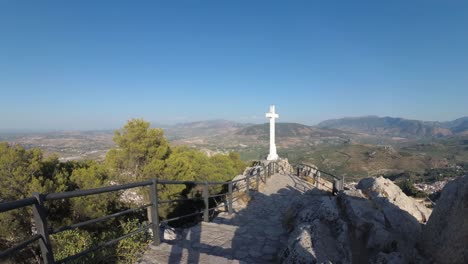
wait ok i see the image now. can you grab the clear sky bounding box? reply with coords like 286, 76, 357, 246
1, 1, 467, 130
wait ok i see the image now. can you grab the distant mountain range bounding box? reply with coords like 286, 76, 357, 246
163, 116, 468, 140
163, 119, 251, 140
236, 122, 355, 138
3, 117, 467, 176
317, 116, 468, 138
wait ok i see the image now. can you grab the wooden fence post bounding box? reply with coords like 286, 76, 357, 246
149, 179, 160, 246
32, 192, 54, 264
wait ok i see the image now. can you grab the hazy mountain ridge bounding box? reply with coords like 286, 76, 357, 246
172, 119, 248, 129
236, 122, 355, 138
317, 116, 468, 138
163, 120, 250, 140
443, 117, 468, 134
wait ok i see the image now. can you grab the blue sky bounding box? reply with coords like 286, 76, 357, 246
1, 1, 467, 130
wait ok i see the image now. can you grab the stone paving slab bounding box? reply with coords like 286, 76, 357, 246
138, 173, 314, 264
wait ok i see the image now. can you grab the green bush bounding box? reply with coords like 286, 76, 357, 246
397, 180, 427, 198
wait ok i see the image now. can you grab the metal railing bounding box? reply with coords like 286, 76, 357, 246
295, 164, 345, 194
0, 161, 278, 264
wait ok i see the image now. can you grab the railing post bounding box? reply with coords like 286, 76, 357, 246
256, 168, 260, 191
333, 179, 338, 195
203, 182, 209, 222
32, 192, 54, 264
228, 182, 233, 215
149, 179, 160, 246
246, 176, 250, 198
316, 171, 321, 188
261, 165, 265, 182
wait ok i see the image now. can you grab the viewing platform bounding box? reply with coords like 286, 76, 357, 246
138, 171, 316, 264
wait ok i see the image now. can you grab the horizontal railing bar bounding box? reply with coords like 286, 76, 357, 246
233, 182, 249, 189
2, 175, 256, 209
158, 180, 226, 185
317, 169, 340, 180
158, 197, 198, 204
0, 197, 36, 213
56, 224, 151, 264
296, 164, 341, 180
51, 204, 152, 235
160, 211, 203, 224
160, 174, 258, 186
209, 193, 226, 198
45, 181, 153, 201
158, 175, 254, 186
208, 202, 227, 212
230, 178, 248, 184
0, 234, 41, 259
230, 196, 243, 205
231, 189, 244, 195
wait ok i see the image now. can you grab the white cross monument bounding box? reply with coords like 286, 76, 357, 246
266, 105, 279, 160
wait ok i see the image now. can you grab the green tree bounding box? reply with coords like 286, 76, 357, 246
0, 143, 43, 261
106, 119, 170, 181
0, 142, 42, 200
69, 162, 120, 221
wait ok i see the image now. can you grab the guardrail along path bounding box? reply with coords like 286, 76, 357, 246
138, 172, 314, 264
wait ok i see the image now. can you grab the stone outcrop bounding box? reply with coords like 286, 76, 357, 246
281, 177, 432, 263
422, 175, 467, 264
356, 176, 431, 223
276, 158, 294, 174
281, 189, 352, 263
339, 187, 425, 263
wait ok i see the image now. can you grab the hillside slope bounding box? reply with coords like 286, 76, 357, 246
236, 122, 355, 138
316, 116, 463, 138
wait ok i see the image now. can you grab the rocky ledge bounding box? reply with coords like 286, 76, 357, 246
280, 175, 467, 264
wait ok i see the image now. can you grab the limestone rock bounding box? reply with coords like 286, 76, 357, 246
233, 165, 263, 191
277, 158, 294, 174
281, 177, 430, 263
231, 173, 247, 191
339, 188, 423, 262
370, 252, 404, 264
422, 175, 467, 264
356, 176, 431, 223
280, 193, 352, 264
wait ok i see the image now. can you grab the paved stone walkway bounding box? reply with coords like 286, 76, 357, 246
138, 173, 314, 264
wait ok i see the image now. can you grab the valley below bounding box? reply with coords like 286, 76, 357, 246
2, 116, 467, 184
